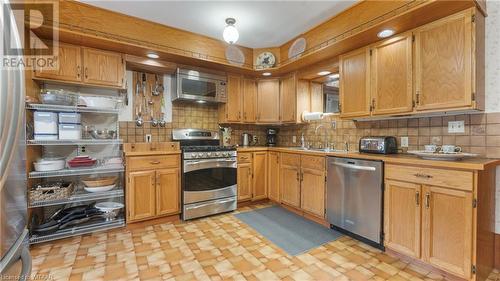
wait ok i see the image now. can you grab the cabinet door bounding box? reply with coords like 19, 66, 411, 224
280, 74, 297, 123
267, 152, 280, 202
339, 47, 371, 118
156, 168, 180, 216
127, 170, 156, 222
225, 75, 242, 122
371, 34, 413, 115
296, 80, 310, 123
34, 43, 82, 82
310, 82, 323, 112
257, 79, 280, 123
384, 180, 422, 259
242, 78, 257, 123
422, 185, 473, 279
252, 152, 267, 200
300, 167, 325, 218
83, 47, 125, 87
237, 163, 252, 201
414, 9, 473, 111
280, 164, 300, 207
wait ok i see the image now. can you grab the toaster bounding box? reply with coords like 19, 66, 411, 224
359, 136, 398, 154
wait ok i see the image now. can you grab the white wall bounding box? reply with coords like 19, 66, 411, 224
484, 1, 500, 233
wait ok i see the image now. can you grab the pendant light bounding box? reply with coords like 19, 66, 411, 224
223, 18, 239, 44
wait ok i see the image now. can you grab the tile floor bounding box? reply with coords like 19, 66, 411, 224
30, 203, 500, 281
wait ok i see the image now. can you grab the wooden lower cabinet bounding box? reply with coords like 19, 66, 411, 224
384, 163, 494, 280
280, 153, 301, 207
237, 162, 253, 201
300, 166, 325, 218
267, 151, 280, 202
422, 185, 473, 279
127, 170, 156, 221
384, 180, 421, 258
126, 154, 181, 223
252, 152, 267, 200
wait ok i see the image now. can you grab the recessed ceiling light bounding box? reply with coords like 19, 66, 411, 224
147, 53, 159, 59
196, 100, 207, 104
377, 29, 395, 38
262, 72, 272, 76
317, 71, 331, 76
329, 74, 339, 79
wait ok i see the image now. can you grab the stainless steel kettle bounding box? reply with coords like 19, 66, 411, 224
242, 133, 252, 146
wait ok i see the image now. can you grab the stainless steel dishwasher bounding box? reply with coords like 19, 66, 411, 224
326, 157, 384, 249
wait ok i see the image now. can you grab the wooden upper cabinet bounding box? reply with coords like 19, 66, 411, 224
242, 78, 257, 123
257, 79, 280, 123
34, 43, 82, 82
83, 47, 125, 87
279, 74, 297, 123
371, 33, 413, 115
127, 170, 156, 222
225, 75, 242, 122
156, 168, 180, 216
252, 152, 267, 200
422, 185, 472, 279
339, 47, 371, 118
310, 82, 323, 112
296, 79, 311, 123
237, 162, 252, 201
267, 151, 280, 202
384, 180, 421, 259
414, 9, 473, 111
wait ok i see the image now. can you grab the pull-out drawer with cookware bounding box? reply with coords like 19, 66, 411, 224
127, 155, 180, 171
384, 164, 473, 191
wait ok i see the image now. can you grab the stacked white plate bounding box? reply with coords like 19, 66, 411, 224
407, 150, 478, 161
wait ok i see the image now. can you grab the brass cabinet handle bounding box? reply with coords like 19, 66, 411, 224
414, 173, 432, 179
76, 65, 81, 78
296, 171, 299, 181
416, 90, 420, 105
84, 67, 88, 79
300, 171, 304, 182
425, 192, 430, 209
150, 161, 161, 164
415, 191, 420, 206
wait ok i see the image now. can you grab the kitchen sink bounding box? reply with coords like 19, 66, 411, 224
287, 147, 349, 153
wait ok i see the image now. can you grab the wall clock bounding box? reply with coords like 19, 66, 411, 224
256, 52, 276, 69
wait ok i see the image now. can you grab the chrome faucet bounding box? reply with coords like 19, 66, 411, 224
315, 124, 330, 151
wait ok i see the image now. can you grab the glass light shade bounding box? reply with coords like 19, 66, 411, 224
223, 25, 239, 44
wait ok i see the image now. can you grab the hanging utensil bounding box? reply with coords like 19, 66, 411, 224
135, 72, 141, 96
159, 112, 166, 127
152, 74, 162, 96
135, 107, 143, 127
142, 73, 147, 97
151, 112, 158, 127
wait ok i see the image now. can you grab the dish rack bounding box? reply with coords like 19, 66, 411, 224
25, 88, 125, 244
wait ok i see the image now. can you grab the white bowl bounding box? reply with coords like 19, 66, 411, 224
33, 160, 65, 171
96, 201, 124, 211
84, 184, 116, 193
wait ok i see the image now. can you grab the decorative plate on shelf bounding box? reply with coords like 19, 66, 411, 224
225, 45, 245, 66
407, 150, 478, 161
288, 37, 306, 59
255, 51, 276, 69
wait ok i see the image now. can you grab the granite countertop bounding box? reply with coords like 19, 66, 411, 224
237, 146, 499, 170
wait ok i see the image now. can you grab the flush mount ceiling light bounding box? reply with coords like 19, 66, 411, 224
147, 52, 159, 59
223, 18, 239, 44
196, 100, 207, 104
377, 29, 395, 38
262, 72, 272, 76
317, 71, 331, 76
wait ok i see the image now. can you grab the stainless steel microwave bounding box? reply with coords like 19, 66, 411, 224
172, 68, 227, 103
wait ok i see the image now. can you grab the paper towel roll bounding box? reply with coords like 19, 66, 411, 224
302, 112, 324, 121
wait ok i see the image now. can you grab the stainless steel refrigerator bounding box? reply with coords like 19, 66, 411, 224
0, 0, 32, 279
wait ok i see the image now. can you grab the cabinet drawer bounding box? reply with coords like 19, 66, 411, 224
128, 155, 179, 171
280, 153, 300, 168
385, 164, 473, 191
301, 155, 325, 170
238, 153, 252, 163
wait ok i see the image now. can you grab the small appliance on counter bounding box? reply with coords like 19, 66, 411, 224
359, 136, 397, 154
241, 133, 255, 146
266, 128, 278, 147
220, 127, 232, 146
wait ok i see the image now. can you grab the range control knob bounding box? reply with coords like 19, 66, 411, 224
214, 152, 221, 157
197, 152, 204, 158
223, 152, 229, 157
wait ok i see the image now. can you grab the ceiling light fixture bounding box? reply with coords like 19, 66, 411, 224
147, 52, 159, 59
196, 100, 207, 104
317, 71, 331, 76
329, 74, 340, 79
377, 29, 395, 38
262, 72, 272, 76
223, 18, 239, 44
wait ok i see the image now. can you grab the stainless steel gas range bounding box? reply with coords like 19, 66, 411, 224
173, 129, 237, 220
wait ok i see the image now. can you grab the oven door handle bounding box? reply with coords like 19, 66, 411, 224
185, 198, 236, 210
184, 158, 237, 172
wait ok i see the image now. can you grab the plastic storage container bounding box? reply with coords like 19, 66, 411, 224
58, 113, 81, 124
34, 134, 58, 140
34, 111, 58, 135
58, 124, 82, 140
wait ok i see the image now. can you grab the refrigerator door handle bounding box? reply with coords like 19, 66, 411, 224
19, 246, 32, 281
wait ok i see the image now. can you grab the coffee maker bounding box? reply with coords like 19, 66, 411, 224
266, 128, 278, 147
